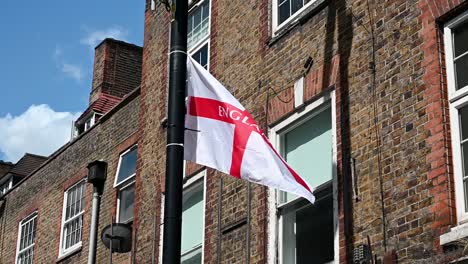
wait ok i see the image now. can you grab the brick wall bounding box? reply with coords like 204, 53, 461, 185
90, 39, 143, 103
2, 0, 468, 263
138, 0, 468, 263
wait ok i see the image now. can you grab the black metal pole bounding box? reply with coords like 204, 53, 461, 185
162, 0, 188, 263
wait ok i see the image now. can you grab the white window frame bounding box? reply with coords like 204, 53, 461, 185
114, 145, 138, 223
15, 212, 38, 264
188, 0, 211, 70
58, 179, 86, 257
116, 179, 136, 224
84, 112, 101, 132
114, 145, 138, 187
272, 0, 318, 35
181, 169, 207, 263
445, 10, 468, 224
1, 177, 13, 196
267, 90, 338, 264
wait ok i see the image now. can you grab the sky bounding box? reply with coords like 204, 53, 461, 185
0, 0, 145, 162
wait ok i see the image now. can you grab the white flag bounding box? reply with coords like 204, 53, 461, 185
184, 58, 315, 203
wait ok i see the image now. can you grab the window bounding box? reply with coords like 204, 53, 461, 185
59, 180, 86, 256
16, 212, 37, 264
181, 170, 205, 264
269, 92, 337, 264
272, 0, 317, 33
114, 145, 137, 223
74, 112, 102, 136
0, 176, 13, 196
445, 11, 468, 223
188, 0, 210, 69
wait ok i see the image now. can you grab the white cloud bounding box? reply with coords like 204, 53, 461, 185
52, 46, 84, 81
0, 105, 81, 162
61, 63, 84, 81
80, 27, 128, 49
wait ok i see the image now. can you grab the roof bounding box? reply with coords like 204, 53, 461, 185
76, 94, 122, 122
9, 153, 48, 177
0, 161, 13, 178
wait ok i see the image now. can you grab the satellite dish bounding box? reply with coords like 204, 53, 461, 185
101, 223, 132, 253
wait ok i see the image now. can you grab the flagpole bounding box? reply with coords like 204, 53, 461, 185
163, 0, 188, 263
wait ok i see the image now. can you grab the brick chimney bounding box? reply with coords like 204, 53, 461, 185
89, 38, 143, 104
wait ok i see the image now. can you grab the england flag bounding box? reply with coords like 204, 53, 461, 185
184, 57, 315, 204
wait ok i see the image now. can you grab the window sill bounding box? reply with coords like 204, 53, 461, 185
440, 223, 468, 246
268, 0, 328, 46
56, 246, 82, 263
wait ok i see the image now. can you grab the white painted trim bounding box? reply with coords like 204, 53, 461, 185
294, 77, 304, 108
444, 11, 468, 225
267, 90, 338, 264
444, 10, 468, 101
180, 169, 207, 262
450, 97, 468, 223
272, 0, 318, 36
158, 194, 165, 264
441, 222, 468, 245
15, 212, 38, 264
114, 145, 138, 187
58, 179, 86, 257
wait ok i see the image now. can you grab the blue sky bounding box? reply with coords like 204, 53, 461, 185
0, 0, 145, 162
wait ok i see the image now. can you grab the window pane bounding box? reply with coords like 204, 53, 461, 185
296, 195, 334, 264
118, 184, 135, 223
17, 214, 37, 264
116, 147, 138, 185
193, 8, 201, 28
460, 105, 468, 141
454, 20, 468, 57
291, 0, 303, 14
281, 194, 334, 264
278, 0, 290, 24
192, 44, 208, 69
62, 181, 85, 252
464, 177, 468, 213
455, 54, 468, 90
181, 248, 202, 264
463, 143, 468, 178
181, 183, 204, 255
188, 0, 210, 49
282, 107, 332, 202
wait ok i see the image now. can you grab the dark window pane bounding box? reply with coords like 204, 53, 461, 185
119, 184, 135, 223
461, 105, 468, 141
188, 17, 193, 32
463, 143, 468, 178
455, 54, 468, 90
454, 20, 468, 57
278, 0, 290, 24
192, 44, 208, 69
291, 0, 303, 14
193, 8, 201, 28
202, 0, 210, 20
464, 177, 468, 212
116, 147, 137, 184
296, 195, 334, 264
181, 249, 202, 264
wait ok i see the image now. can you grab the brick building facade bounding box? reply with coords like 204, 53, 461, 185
0, 39, 142, 264
2, 0, 468, 263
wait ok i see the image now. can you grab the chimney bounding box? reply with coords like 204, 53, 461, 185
89, 38, 143, 104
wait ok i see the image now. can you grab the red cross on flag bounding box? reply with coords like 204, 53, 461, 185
184, 58, 315, 204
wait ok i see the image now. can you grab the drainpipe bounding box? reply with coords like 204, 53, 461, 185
86, 161, 108, 264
